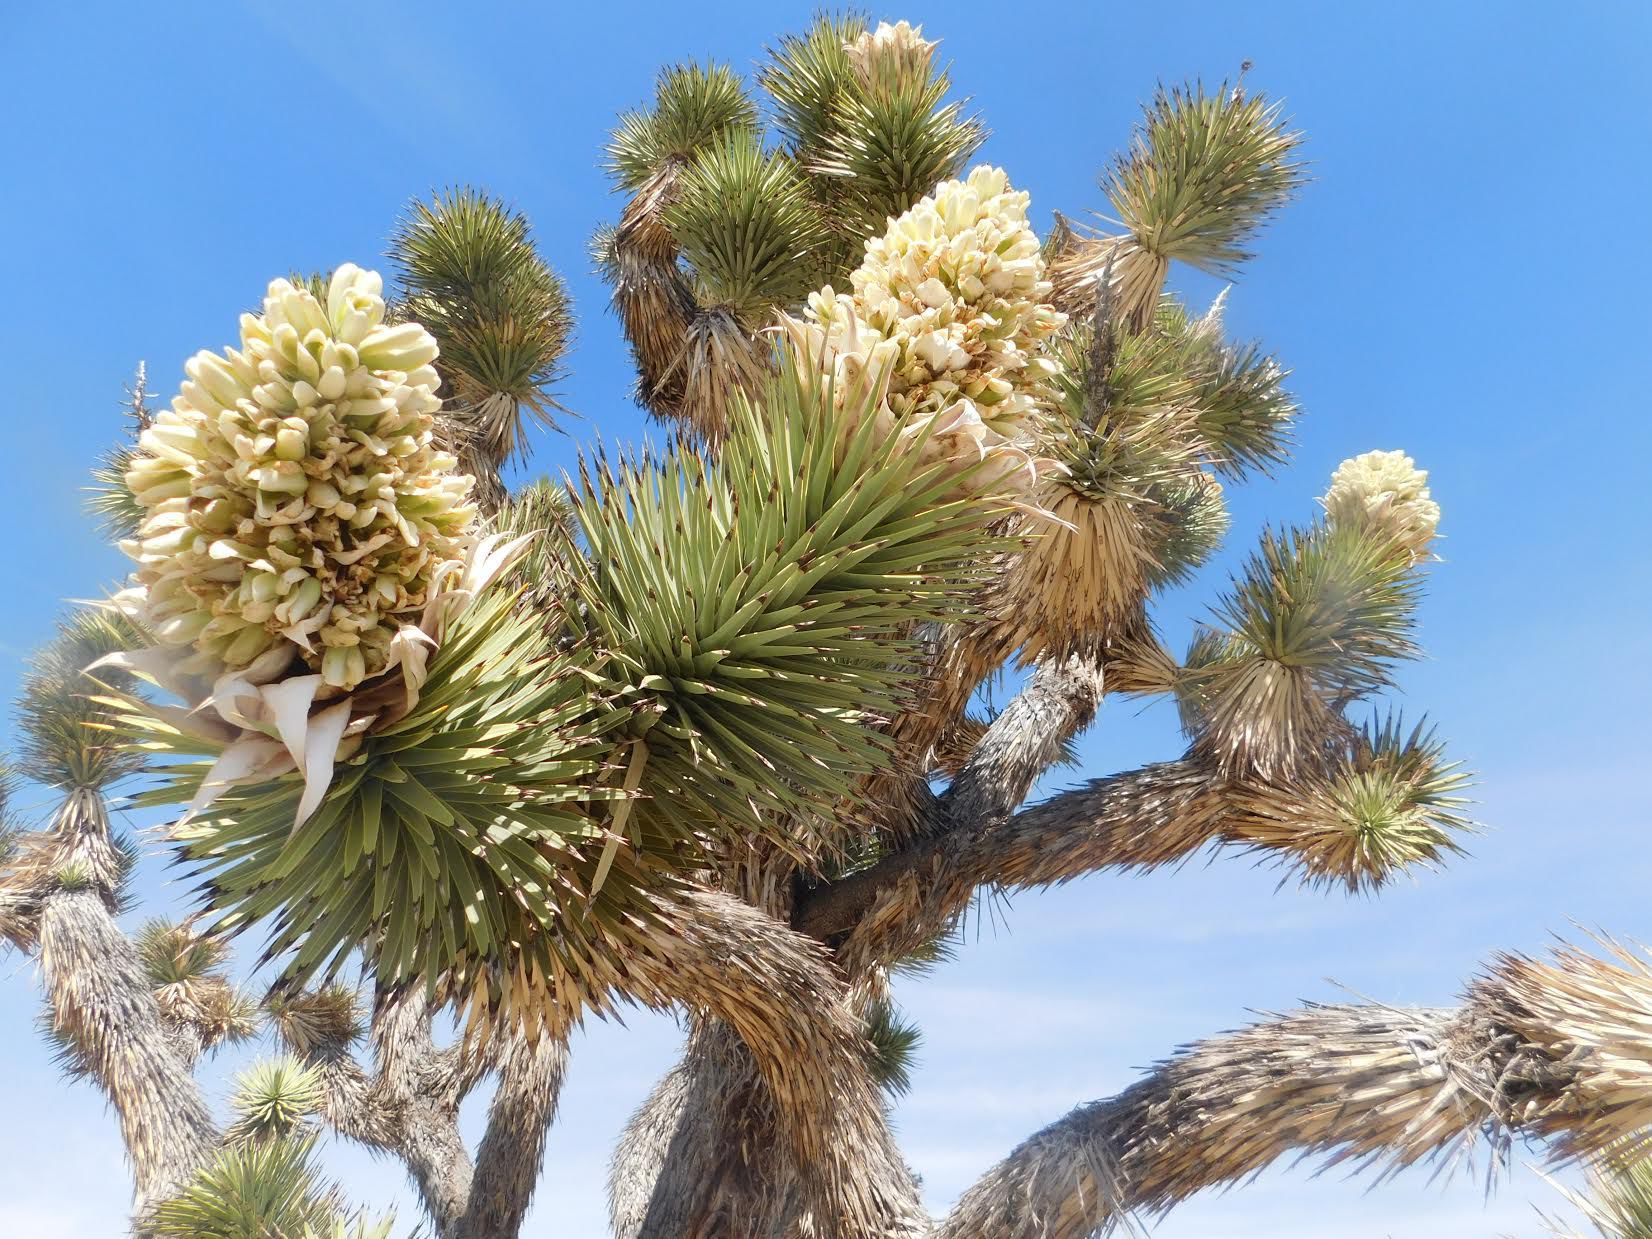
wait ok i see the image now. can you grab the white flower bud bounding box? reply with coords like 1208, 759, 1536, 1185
782, 164, 1065, 504
1321, 449, 1441, 559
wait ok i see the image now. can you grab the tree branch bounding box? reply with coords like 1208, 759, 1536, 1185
455, 1031, 568, 1239
937, 941, 1652, 1239
40, 886, 220, 1213
625, 888, 928, 1238
798, 655, 1113, 952
797, 759, 1222, 967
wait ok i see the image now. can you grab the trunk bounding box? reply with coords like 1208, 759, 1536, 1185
39, 886, 218, 1216
623, 888, 928, 1238
611, 1025, 818, 1239
292, 989, 572, 1238
454, 1031, 569, 1238
25, 791, 220, 1223
611, 160, 698, 420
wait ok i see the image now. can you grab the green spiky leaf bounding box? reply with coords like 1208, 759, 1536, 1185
394, 189, 572, 466
864, 996, 921, 1097
761, 13, 868, 161
150, 1136, 338, 1239
496, 477, 583, 589
606, 62, 759, 191
137, 918, 230, 985
565, 357, 1003, 860
806, 35, 983, 240
1228, 715, 1474, 891
664, 132, 831, 319
16, 610, 145, 792
120, 588, 632, 1017
1106, 80, 1305, 271
87, 443, 148, 540
228, 1056, 325, 1142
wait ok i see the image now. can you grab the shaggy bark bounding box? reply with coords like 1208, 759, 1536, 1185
39, 886, 220, 1215
621, 888, 928, 1239
457, 1031, 568, 1238
294, 989, 569, 1238
800, 760, 1223, 967
610, 1024, 818, 1239
796, 654, 1110, 964
613, 657, 1109, 1237
939, 943, 1652, 1238
610, 161, 698, 420
19, 795, 220, 1220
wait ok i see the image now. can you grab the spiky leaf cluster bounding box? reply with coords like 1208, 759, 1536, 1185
990, 293, 1282, 661
1050, 82, 1303, 326
605, 63, 759, 192
149, 1136, 342, 1238
394, 189, 572, 467
601, 19, 984, 435
1227, 717, 1472, 890
1544, 1144, 1652, 1239
662, 133, 831, 320
864, 995, 921, 1097
1178, 501, 1428, 776
88, 443, 148, 539
120, 586, 628, 1017
799, 19, 984, 241
1051, 298, 1296, 491
16, 609, 144, 791
137, 919, 260, 1049
267, 985, 361, 1055
495, 477, 582, 590
1106, 81, 1305, 272
564, 360, 999, 857
227, 1056, 326, 1142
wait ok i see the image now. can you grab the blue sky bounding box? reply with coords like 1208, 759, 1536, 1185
3, 1, 1650, 1234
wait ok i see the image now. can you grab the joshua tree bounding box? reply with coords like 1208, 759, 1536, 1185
5, 13, 1651, 1239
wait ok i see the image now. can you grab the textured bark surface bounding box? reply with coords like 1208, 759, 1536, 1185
939, 946, 1652, 1238
622, 889, 928, 1238
610, 160, 698, 420
39, 886, 219, 1214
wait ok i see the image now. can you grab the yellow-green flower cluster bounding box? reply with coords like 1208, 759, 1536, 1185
121, 266, 476, 691
784, 165, 1066, 501
1321, 449, 1440, 560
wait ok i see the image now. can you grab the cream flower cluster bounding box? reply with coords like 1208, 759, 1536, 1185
121, 266, 476, 692
844, 20, 937, 86
1321, 449, 1440, 559
783, 165, 1066, 501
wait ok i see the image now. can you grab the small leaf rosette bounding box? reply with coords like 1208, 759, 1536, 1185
107, 266, 530, 826
781, 165, 1067, 506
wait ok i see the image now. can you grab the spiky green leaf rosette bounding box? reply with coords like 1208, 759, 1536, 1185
114, 583, 629, 1019
781, 164, 1067, 507
1051, 80, 1305, 328
118, 265, 474, 693
562, 358, 1003, 864
1176, 451, 1444, 777
988, 293, 1298, 664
